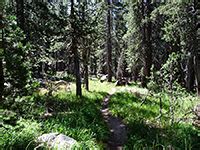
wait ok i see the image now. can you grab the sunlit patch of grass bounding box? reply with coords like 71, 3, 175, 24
1, 80, 115, 149
3, 79, 199, 149
38, 89, 109, 148
108, 88, 200, 149
88, 80, 116, 93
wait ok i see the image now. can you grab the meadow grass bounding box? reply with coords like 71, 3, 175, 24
1, 80, 200, 149
1, 80, 113, 149
109, 85, 200, 149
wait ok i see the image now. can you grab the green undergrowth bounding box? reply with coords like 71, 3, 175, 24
1, 80, 200, 149
109, 87, 200, 149
0, 80, 114, 150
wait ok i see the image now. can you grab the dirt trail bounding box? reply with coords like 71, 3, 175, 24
101, 88, 127, 150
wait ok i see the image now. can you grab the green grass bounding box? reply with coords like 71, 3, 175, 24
1, 80, 200, 149
109, 86, 200, 149
1, 80, 113, 149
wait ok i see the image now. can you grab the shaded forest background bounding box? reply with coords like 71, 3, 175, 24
0, 0, 200, 97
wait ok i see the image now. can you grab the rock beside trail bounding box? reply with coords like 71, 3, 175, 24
36, 133, 77, 150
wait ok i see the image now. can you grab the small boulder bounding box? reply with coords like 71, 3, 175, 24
52, 134, 77, 149
100, 75, 108, 83
36, 133, 77, 150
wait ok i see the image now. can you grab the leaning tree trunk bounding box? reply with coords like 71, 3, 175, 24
70, 0, 82, 97
106, 0, 112, 82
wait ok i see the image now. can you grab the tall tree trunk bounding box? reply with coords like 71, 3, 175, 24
185, 53, 195, 91
194, 0, 200, 97
74, 44, 82, 97
82, 1, 90, 91
84, 63, 89, 91
141, 0, 152, 87
0, 2, 5, 103
106, 0, 112, 82
83, 48, 90, 91
90, 55, 97, 76
116, 51, 124, 80
0, 59, 3, 103
16, 0, 25, 30
70, 0, 82, 97
83, 47, 90, 91
194, 55, 200, 96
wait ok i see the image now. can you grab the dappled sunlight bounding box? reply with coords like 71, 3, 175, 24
108, 89, 200, 149
1, 0, 200, 149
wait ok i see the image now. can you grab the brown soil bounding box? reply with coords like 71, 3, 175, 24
101, 92, 127, 150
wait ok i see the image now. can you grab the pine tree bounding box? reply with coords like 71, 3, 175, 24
105, 0, 113, 82
70, 0, 82, 97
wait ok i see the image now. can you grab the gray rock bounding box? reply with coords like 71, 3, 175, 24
36, 133, 77, 150
100, 75, 108, 83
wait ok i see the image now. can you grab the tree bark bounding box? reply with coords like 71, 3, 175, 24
16, 0, 25, 30
194, 56, 200, 96
185, 54, 195, 92
194, 0, 200, 97
0, 56, 3, 103
84, 64, 89, 91
70, 0, 82, 97
83, 47, 90, 91
116, 52, 124, 80
0, 3, 5, 103
74, 44, 82, 97
82, 2, 90, 91
106, 0, 112, 82
141, 0, 152, 87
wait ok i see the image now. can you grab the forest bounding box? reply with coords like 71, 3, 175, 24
0, 0, 200, 149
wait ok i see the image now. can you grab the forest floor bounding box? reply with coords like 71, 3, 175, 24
1, 79, 200, 149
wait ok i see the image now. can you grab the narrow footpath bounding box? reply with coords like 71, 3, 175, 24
101, 89, 127, 150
